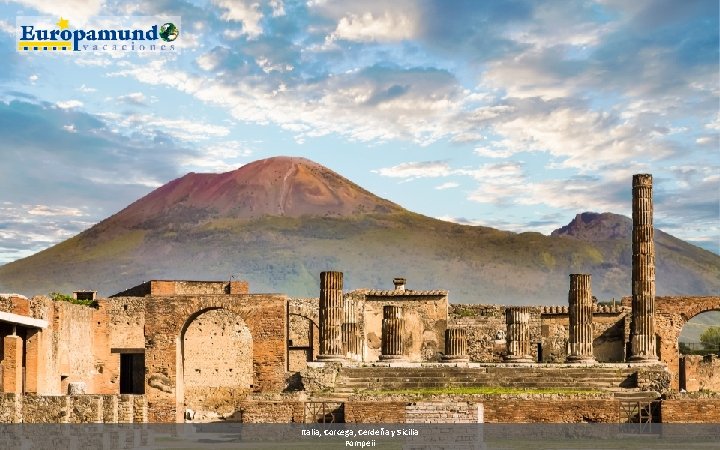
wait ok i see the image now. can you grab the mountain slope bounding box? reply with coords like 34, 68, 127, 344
0, 157, 718, 304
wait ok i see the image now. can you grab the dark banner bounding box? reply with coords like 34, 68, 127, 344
0, 423, 718, 449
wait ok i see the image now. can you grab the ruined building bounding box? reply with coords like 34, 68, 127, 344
0, 174, 718, 424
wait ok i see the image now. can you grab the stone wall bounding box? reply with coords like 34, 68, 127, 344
106, 297, 146, 351
358, 291, 448, 362
231, 400, 305, 423
660, 393, 720, 423
450, 305, 507, 362
681, 355, 720, 392
0, 393, 146, 423
144, 293, 287, 422
183, 308, 253, 417
346, 394, 619, 423
405, 402, 482, 423
539, 308, 627, 363
112, 280, 249, 297
1, 297, 118, 396
288, 298, 320, 371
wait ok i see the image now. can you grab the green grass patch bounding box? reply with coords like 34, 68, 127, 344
49, 292, 99, 308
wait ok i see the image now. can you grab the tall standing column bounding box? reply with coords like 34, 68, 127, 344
567, 274, 596, 363
629, 174, 658, 362
504, 307, 532, 363
380, 306, 405, 361
442, 328, 469, 362
318, 271, 345, 361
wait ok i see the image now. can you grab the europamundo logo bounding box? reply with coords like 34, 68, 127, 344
16, 16, 181, 53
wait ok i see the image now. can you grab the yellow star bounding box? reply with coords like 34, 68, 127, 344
57, 17, 69, 30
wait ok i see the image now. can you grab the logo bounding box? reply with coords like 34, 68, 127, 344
16, 16, 181, 53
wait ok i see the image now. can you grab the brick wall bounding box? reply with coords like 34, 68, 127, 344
661, 394, 720, 423
232, 400, 305, 423
144, 293, 287, 422
405, 402, 482, 423
345, 401, 407, 423
681, 355, 720, 392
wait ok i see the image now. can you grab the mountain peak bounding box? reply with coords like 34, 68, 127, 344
551, 212, 632, 241
106, 156, 403, 229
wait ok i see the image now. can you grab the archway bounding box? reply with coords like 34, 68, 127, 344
679, 310, 720, 355
655, 296, 720, 390
180, 308, 253, 421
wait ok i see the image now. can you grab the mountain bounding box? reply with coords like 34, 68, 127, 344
0, 157, 718, 304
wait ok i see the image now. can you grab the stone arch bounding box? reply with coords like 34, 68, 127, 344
144, 294, 287, 422
655, 296, 720, 390
179, 307, 253, 421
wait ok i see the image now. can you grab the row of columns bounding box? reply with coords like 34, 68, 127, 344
320, 171, 657, 364
317, 271, 599, 363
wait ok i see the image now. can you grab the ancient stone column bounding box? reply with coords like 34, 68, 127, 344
318, 271, 345, 361
567, 274, 596, 363
629, 174, 658, 362
504, 307, 532, 363
380, 305, 405, 361
442, 328, 469, 362
342, 295, 361, 360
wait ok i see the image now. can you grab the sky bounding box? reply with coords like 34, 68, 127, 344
0, 0, 718, 264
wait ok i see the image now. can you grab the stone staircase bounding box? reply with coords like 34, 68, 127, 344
333, 366, 644, 396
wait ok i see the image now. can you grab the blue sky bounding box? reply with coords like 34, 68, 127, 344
0, 0, 718, 264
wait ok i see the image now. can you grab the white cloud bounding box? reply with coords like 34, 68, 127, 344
76, 84, 97, 93
0, 20, 13, 35
328, 12, 417, 43
63, 124, 76, 133
374, 161, 451, 179
11, 0, 102, 23
117, 92, 147, 106
270, 0, 285, 17
435, 182, 459, 190
26, 205, 86, 217
179, 141, 253, 172
110, 113, 230, 142
213, 0, 264, 38
56, 100, 83, 109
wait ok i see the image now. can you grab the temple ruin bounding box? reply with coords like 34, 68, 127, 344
0, 173, 718, 424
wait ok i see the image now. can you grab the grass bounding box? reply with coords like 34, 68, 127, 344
362, 387, 602, 396
49, 292, 99, 308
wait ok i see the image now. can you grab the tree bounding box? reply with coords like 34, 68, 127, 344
700, 326, 720, 351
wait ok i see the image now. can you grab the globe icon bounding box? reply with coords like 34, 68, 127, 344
160, 23, 179, 42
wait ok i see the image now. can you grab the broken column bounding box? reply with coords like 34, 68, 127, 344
442, 328, 469, 362
318, 271, 345, 361
342, 296, 361, 360
380, 305, 405, 361
567, 274, 596, 363
629, 174, 658, 362
504, 307, 532, 363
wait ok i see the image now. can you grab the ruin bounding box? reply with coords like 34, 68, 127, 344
629, 174, 658, 362
503, 307, 533, 363
0, 173, 718, 424
566, 274, 595, 363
